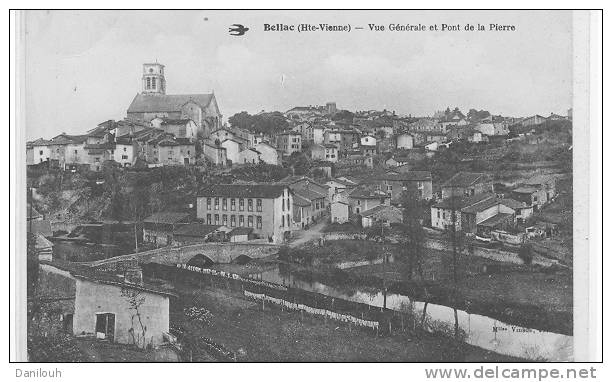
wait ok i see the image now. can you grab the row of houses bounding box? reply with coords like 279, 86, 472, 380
430, 171, 558, 237
27, 118, 197, 170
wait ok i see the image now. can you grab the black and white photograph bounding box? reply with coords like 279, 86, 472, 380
9, 9, 603, 368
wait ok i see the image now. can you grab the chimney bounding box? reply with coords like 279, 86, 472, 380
124, 266, 143, 285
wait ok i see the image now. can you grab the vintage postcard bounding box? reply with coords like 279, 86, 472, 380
11, 9, 601, 365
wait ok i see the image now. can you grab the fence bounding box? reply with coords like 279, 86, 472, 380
243, 290, 379, 330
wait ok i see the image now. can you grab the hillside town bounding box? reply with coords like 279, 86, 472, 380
26, 62, 573, 362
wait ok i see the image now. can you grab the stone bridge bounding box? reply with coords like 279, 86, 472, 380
83, 242, 281, 270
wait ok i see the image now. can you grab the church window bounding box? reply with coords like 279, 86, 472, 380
146, 77, 151, 89
152, 77, 156, 89
149, 68, 154, 73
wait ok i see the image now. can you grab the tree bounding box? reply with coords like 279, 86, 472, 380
397, 190, 426, 280
27, 232, 39, 296
331, 110, 354, 123
121, 287, 149, 349
228, 111, 289, 136
518, 243, 534, 264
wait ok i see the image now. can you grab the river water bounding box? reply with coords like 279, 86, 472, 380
248, 265, 573, 361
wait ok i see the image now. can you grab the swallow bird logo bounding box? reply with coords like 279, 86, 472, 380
229, 24, 249, 36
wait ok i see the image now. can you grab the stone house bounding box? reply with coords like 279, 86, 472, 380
330, 201, 350, 224
441, 172, 490, 199
38, 261, 175, 347
142, 212, 191, 246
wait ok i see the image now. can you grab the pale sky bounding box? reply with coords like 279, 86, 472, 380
23, 10, 572, 140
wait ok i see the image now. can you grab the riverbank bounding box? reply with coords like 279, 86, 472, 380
280, 260, 572, 336
268, 239, 572, 336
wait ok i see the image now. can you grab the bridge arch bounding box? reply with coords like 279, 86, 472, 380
187, 254, 215, 268
233, 255, 252, 265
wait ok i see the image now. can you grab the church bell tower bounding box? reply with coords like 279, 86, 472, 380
142, 62, 166, 95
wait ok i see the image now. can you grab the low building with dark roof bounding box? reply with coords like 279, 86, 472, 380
201, 141, 226, 166
431, 193, 494, 231
360, 204, 403, 228
431, 193, 517, 233
39, 260, 175, 346
150, 117, 198, 140
347, 185, 390, 215
510, 185, 548, 210
142, 212, 191, 246
229, 227, 254, 242
173, 223, 225, 244
441, 172, 490, 199
196, 184, 294, 243
366, 170, 433, 203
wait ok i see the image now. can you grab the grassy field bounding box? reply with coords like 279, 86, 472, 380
171, 284, 520, 362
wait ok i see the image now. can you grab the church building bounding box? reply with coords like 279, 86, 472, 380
126, 63, 222, 138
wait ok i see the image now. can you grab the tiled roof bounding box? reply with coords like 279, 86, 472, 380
442, 172, 487, 188
143, 212, 190, 224
499, 198, 526, 210
477, 213, 514, 228
127, 93, 214, 113
293, 188, 326, 202
27, 138, 52, 146
158, 138, 179, 147
327, 178, 357, 187
461, 196, 501, 214
376, 171, 432, 182
86, 126, 109, 138
174, 223, 221, 237
48, 134, 88, 145
115, 137, 133, 145
198, 184, 288, 199
348, 185, 389, 199
433, 193, 495, 210
512, 186, 540, 194
524, 174, 556, 186
40, 260, 177, 297
292, 194, 311, 207
360, 204, 403, 222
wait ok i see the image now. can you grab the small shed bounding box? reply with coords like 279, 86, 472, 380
330, 201, 349, 224
173, 223, 223, 244
142, 212, 191, 246
360, 205, 403, 228
229, 227, 254, 243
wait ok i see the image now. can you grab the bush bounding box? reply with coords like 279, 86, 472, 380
28, 334, 88, 362
518, 244, 534, 265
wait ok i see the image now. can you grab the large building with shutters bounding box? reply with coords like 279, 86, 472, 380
196, 184, 294, 243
